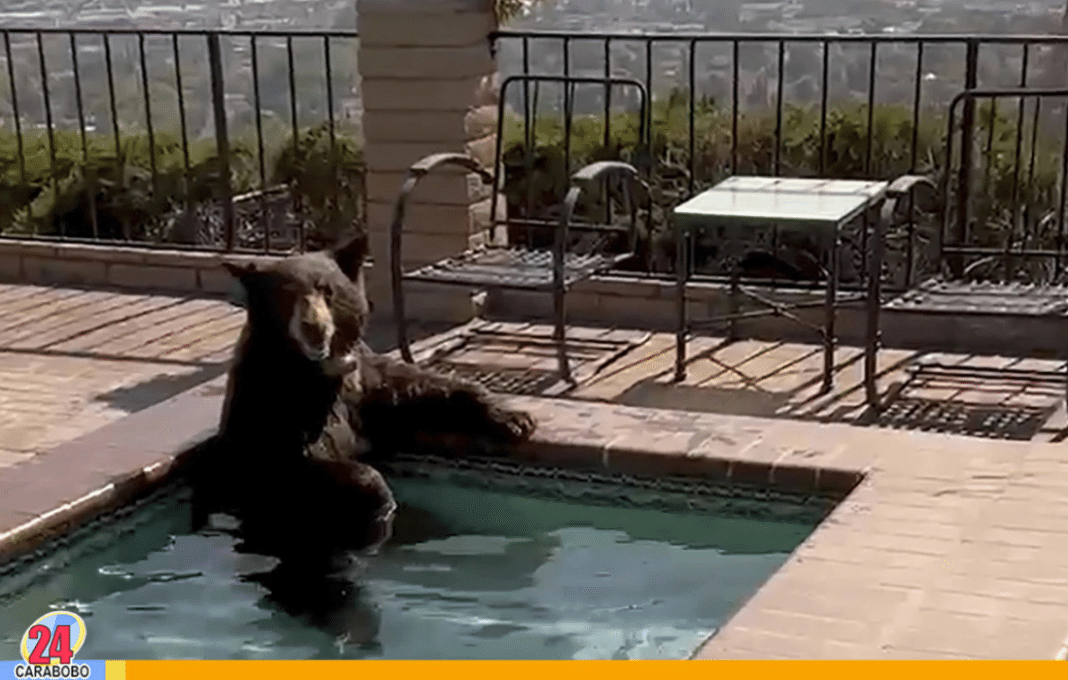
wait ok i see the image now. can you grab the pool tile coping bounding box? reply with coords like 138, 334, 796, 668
0, 378, 862, 558
2, 364, 1068, 658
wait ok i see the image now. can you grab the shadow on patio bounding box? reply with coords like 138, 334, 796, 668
408, 319, 1068, 443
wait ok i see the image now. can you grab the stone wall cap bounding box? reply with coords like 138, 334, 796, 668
359, 0, 495, 14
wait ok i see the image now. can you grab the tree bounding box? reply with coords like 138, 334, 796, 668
495, 0, 544, 24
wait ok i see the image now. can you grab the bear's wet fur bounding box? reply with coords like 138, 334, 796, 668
347, 351, 537, 460
201, 231, 536, 558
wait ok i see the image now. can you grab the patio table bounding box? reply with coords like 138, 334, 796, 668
672, 175, 889, 394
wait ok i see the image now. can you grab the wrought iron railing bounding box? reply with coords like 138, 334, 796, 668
6, 24, 1068, 284
0, 27, 362, 253
492, 29, 1068, 286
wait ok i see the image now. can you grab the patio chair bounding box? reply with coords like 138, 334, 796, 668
869, 86, 1068, 409
389, 75, 652, 387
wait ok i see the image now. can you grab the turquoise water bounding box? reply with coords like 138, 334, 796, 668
0, 461, 829, 660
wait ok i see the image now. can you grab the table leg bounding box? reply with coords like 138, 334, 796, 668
821, 236, 839, 395
728, 261, 740, 343
674, 226, 688, 383
553, 282, 573, 385
864, 204, 887, 408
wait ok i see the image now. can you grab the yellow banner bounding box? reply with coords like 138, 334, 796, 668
122, 660, 1067, 679
105, 661, 125, 680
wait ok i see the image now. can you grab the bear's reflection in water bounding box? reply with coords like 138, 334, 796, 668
239, 554, 385, 656
232, 502, 454, 655
189, 468, 390, 657
200, 492, 563, 658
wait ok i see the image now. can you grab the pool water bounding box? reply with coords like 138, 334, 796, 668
0, 458, 831, 660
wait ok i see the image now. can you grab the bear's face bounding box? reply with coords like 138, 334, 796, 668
223, 233, 370, 374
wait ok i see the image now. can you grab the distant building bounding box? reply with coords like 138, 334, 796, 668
340, 97, 361, 122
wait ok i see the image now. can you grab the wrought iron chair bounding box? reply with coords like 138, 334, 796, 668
388, 74, 651, 388
871, 86, 1068, 410
390, 156, 651, 386
864, 174, 940, 406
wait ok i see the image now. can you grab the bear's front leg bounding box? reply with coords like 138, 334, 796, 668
304, 393, 373, 463
345, 348, 536, 457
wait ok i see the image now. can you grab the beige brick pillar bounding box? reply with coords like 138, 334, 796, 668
358, 0, 505, 325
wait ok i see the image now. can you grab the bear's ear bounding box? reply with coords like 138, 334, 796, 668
330, 231, 369, 282
222, 262, 257, 309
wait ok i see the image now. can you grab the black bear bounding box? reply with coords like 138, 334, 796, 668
204, 232, 536, 558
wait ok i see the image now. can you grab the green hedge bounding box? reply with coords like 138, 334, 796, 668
499, 94, 1064, 273
0, 95, 1060, 275
0, 120, 364, 246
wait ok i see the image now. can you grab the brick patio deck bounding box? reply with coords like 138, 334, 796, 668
0, 282, 450, 468
417, 320, 1068, 443
0, 282, 243, 469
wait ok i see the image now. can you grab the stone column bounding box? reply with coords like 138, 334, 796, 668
358, 0, 505, 324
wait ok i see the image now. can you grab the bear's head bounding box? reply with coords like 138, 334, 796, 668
222, 232, 370, 376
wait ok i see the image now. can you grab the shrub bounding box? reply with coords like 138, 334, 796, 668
0, 120, 364, 248
499, 92, 1066, 278
0, 92, 1060, 282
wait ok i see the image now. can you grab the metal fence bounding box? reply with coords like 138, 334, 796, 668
0, 27, 362, 253
942, 86, 1068, 283
6, 25, 1068, 284
492, 29, 1068, 286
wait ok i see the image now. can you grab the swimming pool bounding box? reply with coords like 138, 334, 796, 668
0, 455, 834, 660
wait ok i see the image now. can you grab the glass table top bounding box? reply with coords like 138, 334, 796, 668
673, 176, 889, 225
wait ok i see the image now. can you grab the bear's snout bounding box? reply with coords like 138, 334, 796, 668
289, 293, 336, 362
301, 321, 331, 357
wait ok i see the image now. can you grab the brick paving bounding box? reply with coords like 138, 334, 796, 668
0, 282, 451, 467
423, 321, 1067, 440
2, 284, 1068, 658
0, 282, 244, 467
